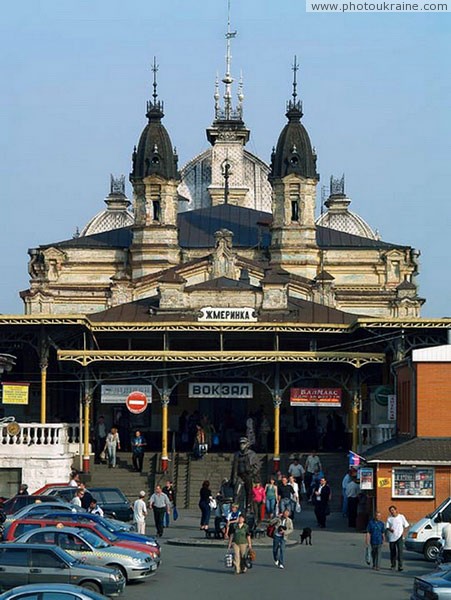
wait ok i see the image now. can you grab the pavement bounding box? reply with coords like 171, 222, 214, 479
148, 504, 355, 547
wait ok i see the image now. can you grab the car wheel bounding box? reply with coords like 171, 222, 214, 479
80, 581, 102, 594
424, 540, 441, 561
107, 564, 127, 582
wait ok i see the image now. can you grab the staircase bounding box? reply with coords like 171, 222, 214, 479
87, 454, 150, 503
87, 451, 349, 510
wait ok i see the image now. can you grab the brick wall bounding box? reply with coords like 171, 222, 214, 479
416, 362, 451, 437
373, 464, 451, 523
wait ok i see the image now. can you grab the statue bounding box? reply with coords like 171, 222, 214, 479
230, 436, 261, 512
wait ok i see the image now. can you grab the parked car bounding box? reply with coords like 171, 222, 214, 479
406, 496, 451, 561
0, 583, 112, 600
3, 495, 65, 516
32, 483, 71, 495
4, 502, 84, 526
44, 487, 133, 523
6, 519, 160, 562
41, 512, 159, 551
0, 543, 125, 596
411, 570, 451, 599
15, 526, 157, 582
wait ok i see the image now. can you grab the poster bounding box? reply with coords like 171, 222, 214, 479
359, 467, 374, 490
387, 395, 397, 421
2, 382, 30, 405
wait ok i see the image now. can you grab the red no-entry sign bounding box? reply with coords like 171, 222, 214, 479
126, 391, 148, 414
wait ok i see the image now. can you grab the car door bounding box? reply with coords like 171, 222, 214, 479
55, 532, 97, 567
29, 547, 71, 584
0, 547, 29, 590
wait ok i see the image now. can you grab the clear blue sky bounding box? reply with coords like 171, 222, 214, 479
0, 0, 450, 317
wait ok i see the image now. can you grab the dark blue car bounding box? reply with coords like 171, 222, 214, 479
42, 511, 160, 550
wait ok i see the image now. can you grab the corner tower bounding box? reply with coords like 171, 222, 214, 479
269, 58, 320, 278
130, 59, 180, 279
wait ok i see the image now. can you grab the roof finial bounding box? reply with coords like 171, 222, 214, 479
146, 56, 164, 120
222, 0, 237, 120
292, 55, 299, 102
286, 55, 303, 121
151, 56, 159, 104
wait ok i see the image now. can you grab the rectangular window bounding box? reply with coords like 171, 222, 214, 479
392, 467, 434, 498
0, 547, 28, 566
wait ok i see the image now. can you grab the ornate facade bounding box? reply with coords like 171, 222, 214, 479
21, 35, 424, 320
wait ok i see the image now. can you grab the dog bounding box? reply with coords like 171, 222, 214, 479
300, 527, 313, 545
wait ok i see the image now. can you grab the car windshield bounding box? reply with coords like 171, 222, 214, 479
442, 571, 451, 582
103, 517, 123, 532
78, 529, 110, 549
95, 523, 118, 542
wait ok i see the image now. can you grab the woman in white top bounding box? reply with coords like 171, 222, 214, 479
105, 427, 121, 468
288, 475, 299, 514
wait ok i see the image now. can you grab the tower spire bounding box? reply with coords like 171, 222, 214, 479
146, 56, 164, 120
214, 0, 243, 121
292, 55, 299, 103
286, 55, 303, 121
151, 56, 159, 104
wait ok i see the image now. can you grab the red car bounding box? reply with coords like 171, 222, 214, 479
6, 519, 160, 562
32, 482, 68, 495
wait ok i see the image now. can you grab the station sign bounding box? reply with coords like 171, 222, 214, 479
198, 307, 257, 322
101, 384, 152, 404
189, 382, 253, 399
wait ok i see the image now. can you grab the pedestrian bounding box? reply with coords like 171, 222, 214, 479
341, 469, 354, 517
259, 414, 271, 452
199, 480, 213, 531
88, 498, 104, 517
265, 477, 278, 519
288, 457, 305, 489
148, 485, 171, 537
313, 475, 331, 528
227, 513, 253, 575
77, 483, 93, 510
17, 484, 29, 496
251, 482, 266, 524
105, 427, 120, 468
71, 489, 84, 508
277, 476, 294, 515
346, 475, 360, 528
193, 424, 207, 459
304, 451, 322, 500
246, 413, 256, 447
134, 490, 148, 535
225, 503, 241, 539
68, 472, 80, 487
385, 505, 409, 571
365, 510, 385, 570
94, 415, 107, 464
162, 480, 176, 528
131, 430, 146, 473
441, 522, 451, 563
271, 508, 293, 569
288, 475, 300, 515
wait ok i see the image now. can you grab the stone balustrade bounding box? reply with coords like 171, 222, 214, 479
0, 422, 76, 493
361, 423, 396, 448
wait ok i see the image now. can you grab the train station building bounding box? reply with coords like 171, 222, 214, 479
0, 27, 449, 486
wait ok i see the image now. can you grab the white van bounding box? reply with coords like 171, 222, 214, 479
405, 497, 451, 561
